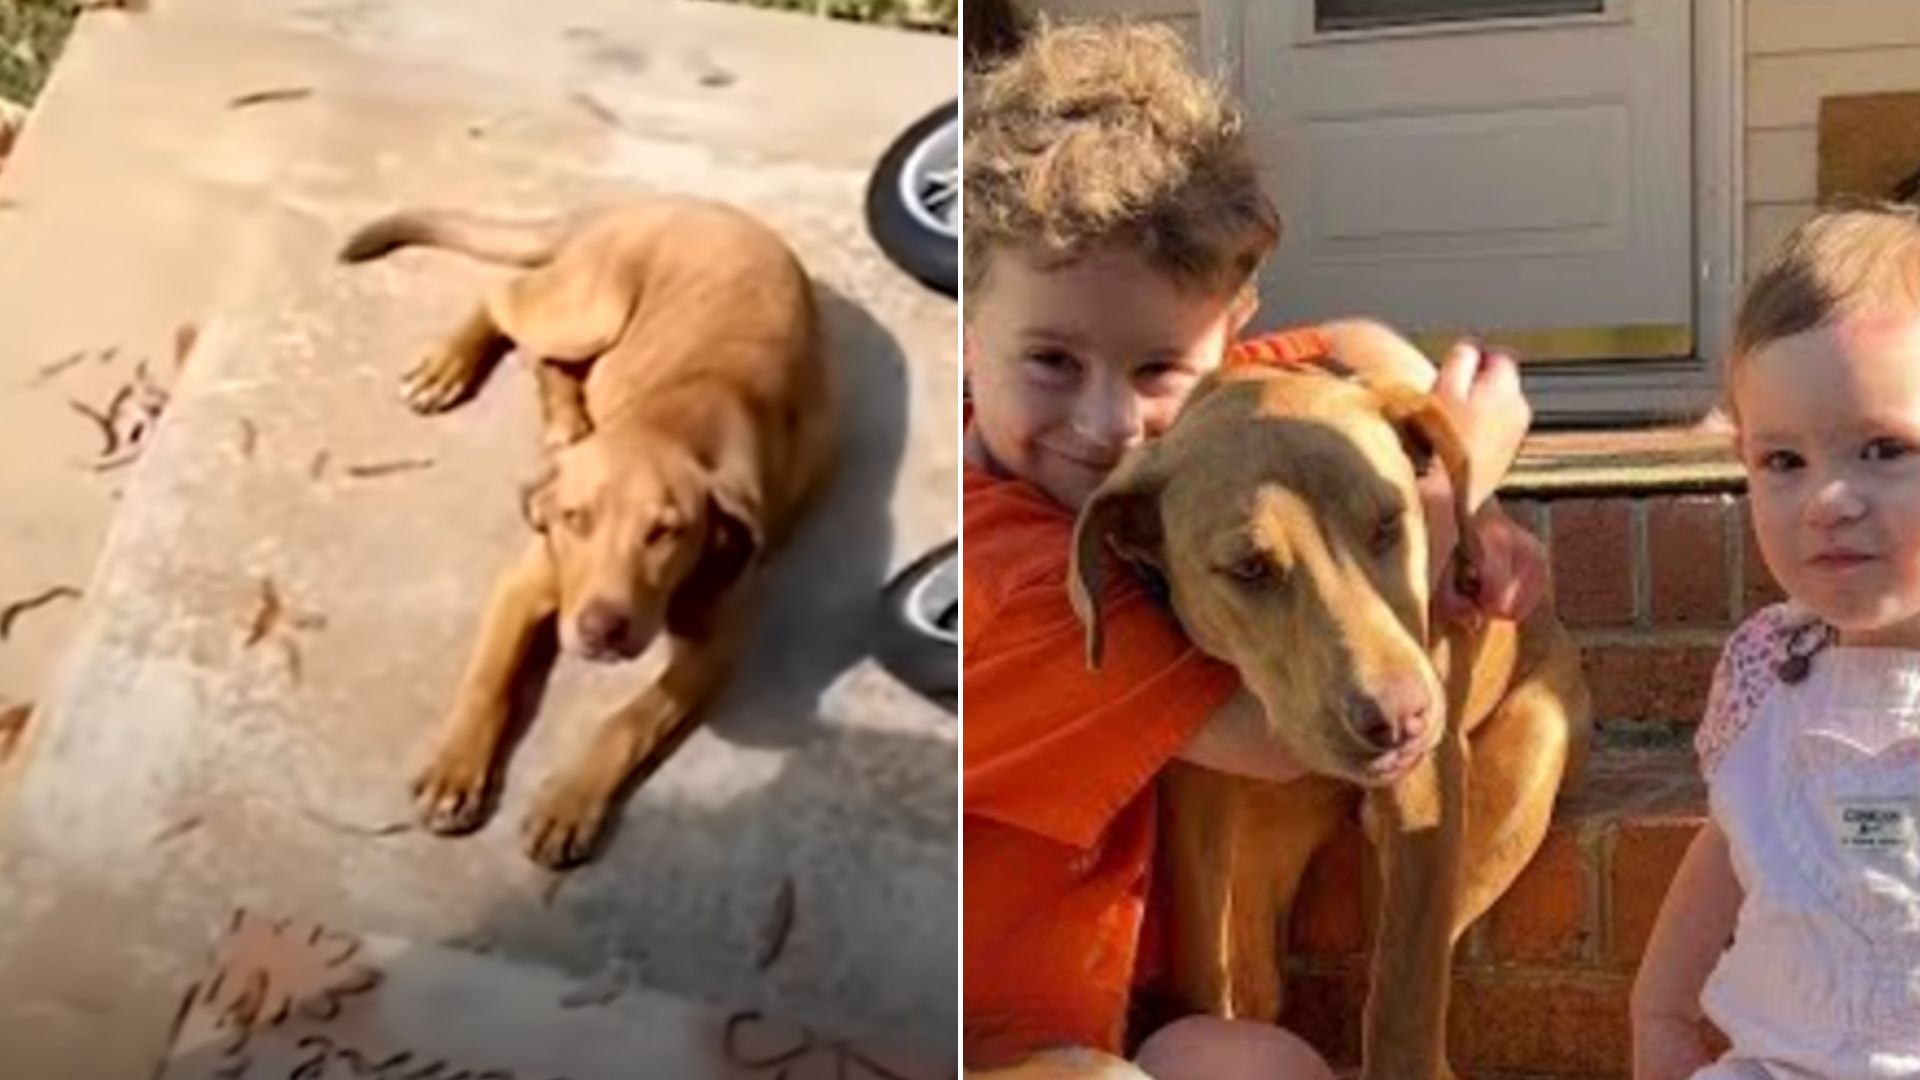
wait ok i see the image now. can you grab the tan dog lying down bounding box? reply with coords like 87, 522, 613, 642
340, 196, 836, 869
1067, 364, 1590, 1079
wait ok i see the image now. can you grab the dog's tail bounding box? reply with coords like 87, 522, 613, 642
337, 209, 571, 267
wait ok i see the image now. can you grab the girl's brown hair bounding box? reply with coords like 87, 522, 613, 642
1728, 203, 1920, 416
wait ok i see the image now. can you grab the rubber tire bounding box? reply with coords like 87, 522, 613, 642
872, 538, 958, 709
865, 101, 958, 297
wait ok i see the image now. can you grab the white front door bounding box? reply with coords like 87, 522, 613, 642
1233, 0, 1694, 362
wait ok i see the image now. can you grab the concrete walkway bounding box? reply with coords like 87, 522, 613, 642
0, 1, 956, 1074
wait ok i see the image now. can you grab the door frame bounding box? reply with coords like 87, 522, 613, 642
1194, 0, 1746, 423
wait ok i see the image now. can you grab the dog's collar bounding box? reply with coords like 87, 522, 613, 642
1226, 327, 1336, 370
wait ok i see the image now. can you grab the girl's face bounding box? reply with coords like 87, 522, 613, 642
1736, 312, 1920, 646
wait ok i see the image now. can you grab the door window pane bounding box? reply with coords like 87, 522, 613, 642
1316, 0, 1604, 32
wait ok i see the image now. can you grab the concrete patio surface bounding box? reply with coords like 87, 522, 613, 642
0, 1, 957, 1075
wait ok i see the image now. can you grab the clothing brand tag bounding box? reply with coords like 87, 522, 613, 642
1831, 798, 1916, 852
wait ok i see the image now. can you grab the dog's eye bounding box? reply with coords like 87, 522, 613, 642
1220, 552, 1277, 588
1372, 513, 1404, 556
560, 507, 593, 535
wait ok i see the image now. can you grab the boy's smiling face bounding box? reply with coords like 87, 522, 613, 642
965, 245, 1254, 510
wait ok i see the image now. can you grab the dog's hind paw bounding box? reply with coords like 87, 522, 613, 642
411, 752, 495, 835
521, 780, 610, 869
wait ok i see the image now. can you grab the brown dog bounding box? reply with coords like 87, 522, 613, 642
340, 196, 836, 869
1068, 363, 1589, 1079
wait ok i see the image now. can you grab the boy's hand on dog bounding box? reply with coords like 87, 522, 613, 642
1426, 338, 1543, 625
1434, 340, 1529, 510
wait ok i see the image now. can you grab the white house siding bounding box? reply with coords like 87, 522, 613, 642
1744, 0, 1920, 277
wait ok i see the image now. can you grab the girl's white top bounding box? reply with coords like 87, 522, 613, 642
1696, 602, 1920, 1079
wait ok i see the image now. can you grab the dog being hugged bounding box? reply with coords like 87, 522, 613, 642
1067, 363, 1590, 1080
339, 195, 837, 869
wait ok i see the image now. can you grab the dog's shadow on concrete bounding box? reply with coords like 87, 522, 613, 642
696, 281, 932, 749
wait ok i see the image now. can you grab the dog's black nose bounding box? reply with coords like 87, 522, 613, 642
1345, 680, 1431, 751
578, 602, 632, 650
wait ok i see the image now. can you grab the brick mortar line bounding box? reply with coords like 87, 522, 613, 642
1629, 500, 1651, 630
1284, 956, 1634, 987
1588, 819, 1618, 974
1577, 818, 1607, 968
1461, 909, 1489, 965
1570, 628, 1730, 648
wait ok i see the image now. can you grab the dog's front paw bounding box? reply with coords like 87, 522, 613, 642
410, 746, 496, 835
540, 414, 592, 454
521, 778, 610, 869
400, 347, 481, 414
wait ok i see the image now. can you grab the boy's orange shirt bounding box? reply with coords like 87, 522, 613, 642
963, 328, 1332, 1065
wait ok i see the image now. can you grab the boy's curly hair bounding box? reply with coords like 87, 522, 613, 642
1728, 202, 1920, 416
963, 20, 1280, 298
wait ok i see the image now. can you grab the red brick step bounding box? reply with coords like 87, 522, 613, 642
1281, 740, 1706, 1080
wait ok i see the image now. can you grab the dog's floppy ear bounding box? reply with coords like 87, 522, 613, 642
704, 480, 765, 574
519, 463, 558, 532
1068, 448, 1169, 671
1369, 381, 1484, 602
667, 465, 765, 638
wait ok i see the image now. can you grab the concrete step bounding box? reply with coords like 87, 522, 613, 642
0, 2, 957, 1075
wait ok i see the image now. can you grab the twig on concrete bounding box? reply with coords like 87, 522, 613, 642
0, 585, 80, 640
755, 875, 796, 970
67, 388, 129, 456
345, 457, 434, 479
295, 803, 414, 838
243, 577, 283, 648
243, 580, 325, 677
569, 91, 623, 129
227, 86, 313, 109
152, 814, 205, 846
32, 350, 87, 384
85, 451, 141, 473
686, 49, 735, 88
278, 636, 303, 686
174, 322, 198, 372
130, 358, 169, 417
0, 701, 30, 764
308, 449, 331, 480
236, 418, 258, 460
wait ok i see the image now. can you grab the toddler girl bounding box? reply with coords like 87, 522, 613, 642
1632, 204, 1920, 1079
